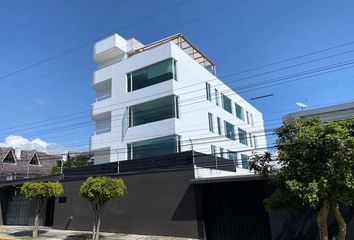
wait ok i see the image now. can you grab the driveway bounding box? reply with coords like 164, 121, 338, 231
0, 226, 197, 240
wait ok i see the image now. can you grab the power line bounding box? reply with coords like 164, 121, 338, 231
2, 38, 354, 133
0, 0, 193, 82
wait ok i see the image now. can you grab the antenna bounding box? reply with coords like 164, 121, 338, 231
296, 99, 308, 111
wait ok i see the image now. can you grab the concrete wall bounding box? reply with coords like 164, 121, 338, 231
52, 169, 204, 238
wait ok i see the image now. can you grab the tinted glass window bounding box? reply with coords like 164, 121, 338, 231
129, 95, 179, 127
238, 128, 247, 145
224, 121, 235, 140
241, 154, 249, 169
208, 113, 214, 132
206, 82, 211, 101
127, 59, 176, 92
222, 94, 232, 113
127, 135, 180, 160
235, 104, 244, 120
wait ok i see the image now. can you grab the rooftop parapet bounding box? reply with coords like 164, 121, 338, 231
93, 33, 216, 75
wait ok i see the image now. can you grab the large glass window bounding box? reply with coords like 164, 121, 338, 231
241, 154, 249, 169
238, 128, 247, 145
215, 89, 220, 106
217, 117, 222, 135
206, 82, 211, 101
129, 95, 179, 127
222, 94, 232, 114
208, 113, 214, 132
235, 104, 244, 120
127, 135, 181, 160
127, 58, 177, 92
224, 121, 235, 140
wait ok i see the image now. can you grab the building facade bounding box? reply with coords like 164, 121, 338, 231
90, 33, 267, 167
283, 101, 354, 121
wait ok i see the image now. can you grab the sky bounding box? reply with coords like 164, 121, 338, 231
0, 0, 354, 153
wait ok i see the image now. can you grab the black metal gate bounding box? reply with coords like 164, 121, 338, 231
6, 191, 30, 225
201, 179, 272, 240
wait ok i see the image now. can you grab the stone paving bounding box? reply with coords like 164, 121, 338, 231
0, 226, 197, 240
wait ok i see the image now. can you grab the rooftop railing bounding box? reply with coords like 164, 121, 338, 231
129, 33, 216, 75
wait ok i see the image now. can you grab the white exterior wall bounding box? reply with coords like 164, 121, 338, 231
90, 35, 267, 166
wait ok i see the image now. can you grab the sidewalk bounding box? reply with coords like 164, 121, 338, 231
0, 226, 197, 240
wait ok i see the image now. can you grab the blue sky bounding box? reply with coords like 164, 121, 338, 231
0, 0, 353, 152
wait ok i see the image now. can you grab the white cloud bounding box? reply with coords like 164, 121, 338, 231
0, 135, 87, 154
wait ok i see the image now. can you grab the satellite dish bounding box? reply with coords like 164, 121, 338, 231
296, 102, 308, 111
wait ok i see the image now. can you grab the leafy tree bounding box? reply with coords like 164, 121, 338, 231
80, 177, 126, 240
250, 117, 354, 240
63, 153, 94, 168
20, 182, 64, 238
51, 164, 61, 175
51, 153, 94, 174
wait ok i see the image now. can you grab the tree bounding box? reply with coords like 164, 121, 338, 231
63, 153, 94, 168
20, 182, 64, 238
51, 153, 94, 174
80, 177, 126, 240
250, 117, 354, 240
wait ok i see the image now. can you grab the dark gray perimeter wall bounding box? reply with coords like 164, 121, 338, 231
53, 169, 204, 239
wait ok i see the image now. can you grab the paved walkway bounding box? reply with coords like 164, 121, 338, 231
0, 226, 197, 240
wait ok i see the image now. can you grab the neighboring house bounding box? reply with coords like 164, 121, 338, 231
0, 147, 62, 181
90, 33, 267, 167
283, 101, 354, 121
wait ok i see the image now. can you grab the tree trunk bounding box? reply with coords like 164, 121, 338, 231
317, 201, 330, 240
92, 211, 97, 240
95, 211, 101, 240
33, 213, 39, 238
33, 199, 43, 238
333, 205, 346, 240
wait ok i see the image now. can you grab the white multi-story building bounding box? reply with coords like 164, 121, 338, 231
90, 33, 267, 168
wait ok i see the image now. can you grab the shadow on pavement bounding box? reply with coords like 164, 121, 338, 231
64, 234, 104, 240
9, 230, 48, 237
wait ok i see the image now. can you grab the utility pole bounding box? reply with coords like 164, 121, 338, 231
115, 150, 120, 174
189, 138, 195, 167
214, 152, 218, 170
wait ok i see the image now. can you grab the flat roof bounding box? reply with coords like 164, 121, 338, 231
283, 101, 354, 120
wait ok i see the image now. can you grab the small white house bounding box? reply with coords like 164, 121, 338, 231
90, 33, 267, 168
